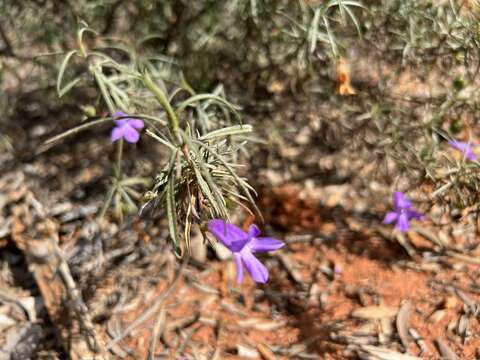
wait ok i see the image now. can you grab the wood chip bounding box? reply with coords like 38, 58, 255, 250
457, 315, 468, 341
238, 318, 285, 330
455, 289, 477, 314
278, 253, 307, 289
408, 328, 428, 355
12, 211, 108, 360
435, 338, 459, 360
148, 306, 166, 360
237, 344, 259, 358
2, 323, 43, 360
359, 345, 422, 360
257, 343, 277, 360
396, 301, 411, 352
352, 305, 398, 320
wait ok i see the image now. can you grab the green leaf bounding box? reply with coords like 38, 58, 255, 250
98, 185, 116, 220
199, 125, 253, 141
119, 186, 138, 212
309, 8, 322, 53
182, 133, 228, 218
120, 177, 151, 187
114, 190, 123, 222
323, 16, 338, 56
166, 153, 180, 248
176, 94, 242, 123
342, 3, 364, 38
195, 140, 262, 220
40, 118, 113, 152
146, 129, 177, 151
193, 165, 219, 217
57, 50, 80, 97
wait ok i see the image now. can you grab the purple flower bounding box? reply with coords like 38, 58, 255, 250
448, 139, 476, 161
111, 111, 144, 143
383, 192, 424, 233
208, 219, 285, 284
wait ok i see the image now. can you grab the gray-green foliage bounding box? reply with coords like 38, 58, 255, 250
48, 23, 259, 255
19, 0, 362, 254
352, 1, 480, 211
4, 0, 480, 239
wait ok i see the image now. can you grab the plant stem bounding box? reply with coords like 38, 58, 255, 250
143, 72, 182, 145
115, 138, 124, 178
92, 67, 124, 179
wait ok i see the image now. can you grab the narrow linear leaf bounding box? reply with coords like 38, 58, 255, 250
146, 129, 177, 151
57, 50, 79, 97
39, 118, 113, 153
323, 16, 338, 56
120, 177, 151, 187
58, 77, 82, 98
98, 185, 116, 219
183, 136, 228, 218
119, 187, 138, 212
195, 140, 262, 220
166, 152, 180, 248
309, 8, 322, 53
199, 125, 253, 141
176, 94, 242, 123
343, 5, 363, 38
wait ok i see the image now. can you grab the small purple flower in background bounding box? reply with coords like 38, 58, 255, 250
111, 111, 144, 144
383, 192, 424, 233
208, 219, 285, 284
448, 139, 476, 161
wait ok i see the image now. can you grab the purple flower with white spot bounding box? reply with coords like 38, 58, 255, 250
383, 192, 424, 233
448, 139, 476, 161
208, 219, 285, 284
111, 111, 144, 144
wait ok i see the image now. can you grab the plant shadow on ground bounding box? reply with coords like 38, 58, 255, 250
259, 184, 410, 263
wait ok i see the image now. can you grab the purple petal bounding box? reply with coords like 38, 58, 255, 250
233, 253, 244, 283
128, 119, 145, 129
383, 211, 398, 225
208, 219, 247, 250
115, 119, 128, 126
249, 237, 285, 253
113, 111, 129, 126
248, 224, 261, 238
449, 140, 477, 160
123, 125, 140, 143
241, 250, 268, 283
407, 209, 424, 221
393, 191, 411, 209
229, 238, 250, 252
111, 126, 124, 142
113, 111, 128, 118
449, 140, 468, 152
465, 149, 476, 161
396, 212, 410, 232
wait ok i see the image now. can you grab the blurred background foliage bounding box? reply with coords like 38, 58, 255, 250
2, 0, 480, 224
